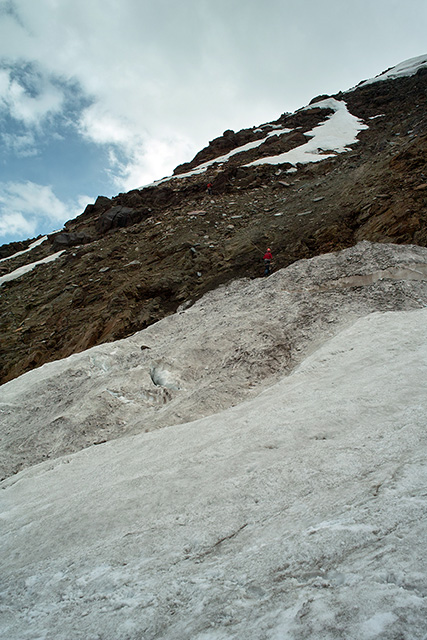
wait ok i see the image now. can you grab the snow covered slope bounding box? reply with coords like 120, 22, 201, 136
1, 242, 427, 639
358, 54, 427, 87
2, 241, 427, 479
1, 309, 427, 639
246, 99, 368, 169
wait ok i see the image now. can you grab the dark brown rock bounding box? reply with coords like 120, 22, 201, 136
96, 206, 140, 233
0, 239, 32, 260
52, 232, 94, 249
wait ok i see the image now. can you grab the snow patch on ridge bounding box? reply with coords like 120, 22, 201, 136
246, 99, 368, 168
139, 55, 425, 191
358, 54, 427, 87
140, 99, 366, 187
139, 126, 294, 186
0, 249, 65, 286
0, 236, 48, 263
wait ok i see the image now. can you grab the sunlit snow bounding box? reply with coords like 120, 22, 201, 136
246, 99, 368, 168
358, 54, 427, 87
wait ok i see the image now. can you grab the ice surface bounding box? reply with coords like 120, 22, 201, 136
1, 242, 427, 639
1, 306, 426, 639
2, 241, 427, 481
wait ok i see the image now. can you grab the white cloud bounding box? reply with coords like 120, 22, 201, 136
0, 181, 87, 239
78, 105, 133, 146
0, 66, 64, 127
78, 103, 196, 188
1, 130, 38, 156
110, 135, 196, 190
0, 180, 67, 218
4, 4, 427, 132
76, 193, 94, 211
0, 210, 35, 237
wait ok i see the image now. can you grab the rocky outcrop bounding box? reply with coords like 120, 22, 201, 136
68, 195, 113, 228
52, 231, 94, 249
174, 127, 264, 174
96, 206, 141, 233
172, 105, 337, 176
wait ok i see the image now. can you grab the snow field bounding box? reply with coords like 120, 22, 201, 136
2, 241, 427, 481
358, 54, 427, 87
246, 99, 368, 168
1, 306, 426, 639
1, 241, 427, 639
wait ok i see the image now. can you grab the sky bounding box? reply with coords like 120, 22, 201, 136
0, 0, 426, 245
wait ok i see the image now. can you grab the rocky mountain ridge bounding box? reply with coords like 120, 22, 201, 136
1, 58, 426, 384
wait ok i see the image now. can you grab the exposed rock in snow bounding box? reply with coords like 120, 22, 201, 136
246, 99, 368, 168
0, 236, 48, 263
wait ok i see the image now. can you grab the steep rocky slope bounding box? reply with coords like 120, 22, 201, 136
1, 59, 426, 383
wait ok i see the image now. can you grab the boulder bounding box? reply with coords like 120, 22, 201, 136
52, 232, 94, 249
309, 94, 331, 105
96, 206, 138, 233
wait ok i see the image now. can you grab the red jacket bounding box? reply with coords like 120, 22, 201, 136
263, 251, 273, 261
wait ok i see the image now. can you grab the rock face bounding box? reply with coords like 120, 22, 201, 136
0, 63, 426, 384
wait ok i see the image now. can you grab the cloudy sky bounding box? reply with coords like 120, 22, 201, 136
0, 0, 426, 245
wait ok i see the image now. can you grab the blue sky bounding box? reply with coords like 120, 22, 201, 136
0, 0, 426, 245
